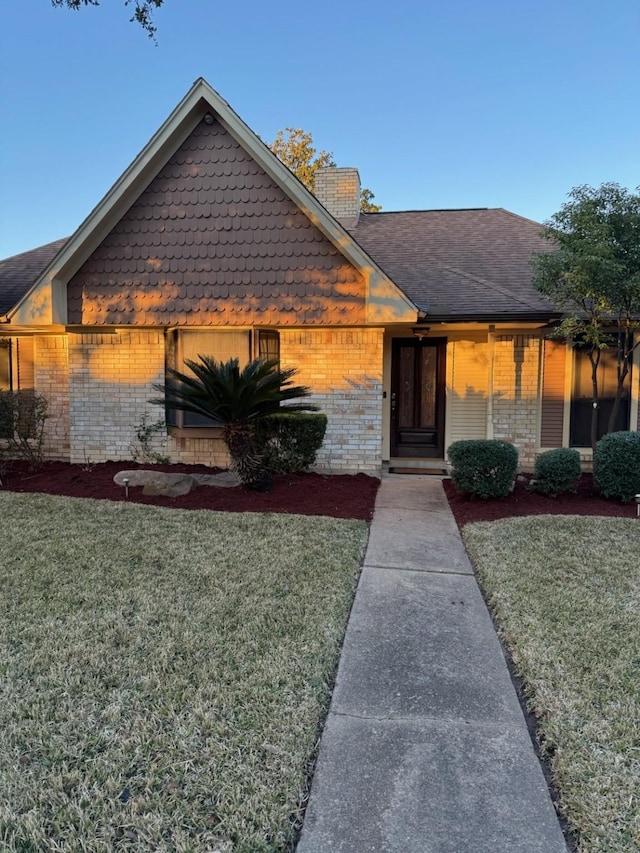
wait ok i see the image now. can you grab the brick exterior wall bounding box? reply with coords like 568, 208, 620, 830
34, 335, 70, 460
65, 330, 230, 466
28, 325, 637, 473
52, 327, 383, 473
491, 334, 541, 468
280, 328, 384, 475
67, 330, 168, 464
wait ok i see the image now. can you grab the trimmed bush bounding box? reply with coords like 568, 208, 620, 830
593, 431, 640, 503
0, 390, 49, 471
255, 412, 328, 474
447, 439, 519, 499
532, 448, 582, 496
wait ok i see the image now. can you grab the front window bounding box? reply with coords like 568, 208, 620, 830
258, 330, 280, 364
166, 329, 280, 429
570, 343, 631, 446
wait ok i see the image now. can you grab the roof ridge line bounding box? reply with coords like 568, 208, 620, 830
364, 207, 490, 215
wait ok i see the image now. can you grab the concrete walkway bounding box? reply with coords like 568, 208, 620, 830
297, 475, 567, 853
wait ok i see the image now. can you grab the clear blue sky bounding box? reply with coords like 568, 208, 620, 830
1, 0, 638, 258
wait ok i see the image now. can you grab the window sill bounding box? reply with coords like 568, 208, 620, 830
168, 427, 225, 439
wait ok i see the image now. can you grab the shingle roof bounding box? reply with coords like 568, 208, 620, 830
347, 208, 557, 318
0, 239, 67, 316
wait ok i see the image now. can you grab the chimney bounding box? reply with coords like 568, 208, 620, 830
315, 167, 361, 228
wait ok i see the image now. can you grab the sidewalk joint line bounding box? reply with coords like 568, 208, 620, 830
329, 709, 524, 732
363, 564, 474, 577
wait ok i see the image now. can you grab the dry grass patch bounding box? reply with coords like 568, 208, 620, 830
464, 515, 640, 853
0, 493, 368, 852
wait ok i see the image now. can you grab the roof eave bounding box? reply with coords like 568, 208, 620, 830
420, 311, 563, 324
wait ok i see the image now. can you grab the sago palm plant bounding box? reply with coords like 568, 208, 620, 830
150, 357, 316, 488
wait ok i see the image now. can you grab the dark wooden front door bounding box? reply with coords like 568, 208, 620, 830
391, 338, 446, 458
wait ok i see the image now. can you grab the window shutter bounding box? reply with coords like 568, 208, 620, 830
16, 338, 35, 390
165, 330, 179, 427
540, 339, 566, 447
0, 341, 11, 391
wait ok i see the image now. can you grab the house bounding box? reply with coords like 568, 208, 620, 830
0, 78, 638, 475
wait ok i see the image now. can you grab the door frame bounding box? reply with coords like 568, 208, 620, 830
390, 337, 447, 458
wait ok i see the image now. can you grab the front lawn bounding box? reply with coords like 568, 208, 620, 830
464, 516, 640, 853
0, 493, 368, 852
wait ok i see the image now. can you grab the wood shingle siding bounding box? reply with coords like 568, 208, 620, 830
540, 339, 566, 447
67, 118, 366, 327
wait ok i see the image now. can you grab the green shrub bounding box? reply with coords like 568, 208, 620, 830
255, 412, 328, 474
593, 431, 640, 503
532, 448, 582, 496
448, 439, 519, 499
0, 390, 49, 471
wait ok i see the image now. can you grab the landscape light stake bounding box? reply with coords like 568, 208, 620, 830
635, 494, 640, 517
123, 477, 130, 500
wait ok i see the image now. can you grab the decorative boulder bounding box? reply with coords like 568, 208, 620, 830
113, 470, 154, 487
141, 473, 197, 497
113, 469, 197, 497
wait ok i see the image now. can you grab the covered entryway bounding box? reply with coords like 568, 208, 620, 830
390, 338, 446, 458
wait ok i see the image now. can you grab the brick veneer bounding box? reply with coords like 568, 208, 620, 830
491, 334, 541, 467
34, 335, 70, 460
67, 330, 167, 464
315, 168, 361, 224
280, 328, 383, 474
59, 327, 383, 473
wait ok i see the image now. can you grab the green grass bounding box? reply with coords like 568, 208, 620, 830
463, 516, 640, 853
0, 493, 368, 852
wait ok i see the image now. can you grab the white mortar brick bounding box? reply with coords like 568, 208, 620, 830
280, 327, 384, 474
491, 334, 540, 467
34, 335, 70, 460
52, 327, 386, 473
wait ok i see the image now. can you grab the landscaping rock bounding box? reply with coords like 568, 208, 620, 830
193, 471, 241, 488
113, 469, 197, 496
114, 469, 241, 491
113, 470, 154, 487
141, 473, 197, 497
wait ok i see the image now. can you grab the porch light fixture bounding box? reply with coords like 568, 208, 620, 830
412, 327, 431, 339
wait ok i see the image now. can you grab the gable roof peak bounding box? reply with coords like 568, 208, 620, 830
7, 78, 416, 325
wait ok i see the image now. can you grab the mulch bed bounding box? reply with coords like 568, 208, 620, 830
3, 462, 636, 525
443, 474, 638, 527
0, 460, 380, 520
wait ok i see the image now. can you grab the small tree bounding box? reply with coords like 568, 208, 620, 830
150, 357, 317, 489
360, 187, 382, 213
270, 128, 336, 195
533, 183, 640, 451
269, 128, 381, 213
